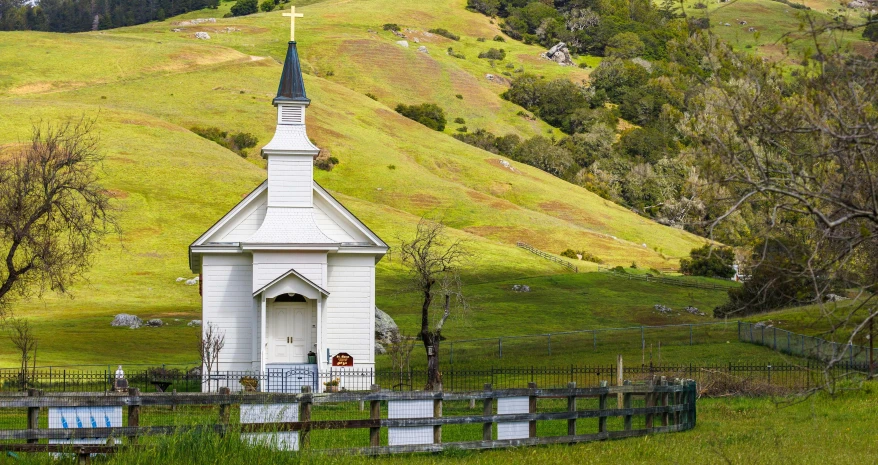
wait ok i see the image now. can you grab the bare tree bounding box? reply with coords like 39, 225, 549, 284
398, 218, 470, 391
0, 118, 116, 316
199, 322, 226, 390
6, 317, 37, 390
387, 332, 416, 389
681, 30, 878, 381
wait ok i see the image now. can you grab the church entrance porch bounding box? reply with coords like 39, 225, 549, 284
267, 294, 315, 365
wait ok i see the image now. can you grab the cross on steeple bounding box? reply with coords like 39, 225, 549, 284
282, 5, 304, 42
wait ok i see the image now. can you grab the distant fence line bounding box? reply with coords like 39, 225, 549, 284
738, 321, 876, 371
516, 242, 578, 272
445, 322, 737, 365
597, 266, 732, 291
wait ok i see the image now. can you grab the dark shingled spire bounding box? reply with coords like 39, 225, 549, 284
274, 41, 309, 105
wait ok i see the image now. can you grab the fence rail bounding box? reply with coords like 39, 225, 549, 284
0, 381, 697, 458
517, 242, 578, 272
738, 321, 877, 371
597, 266, 731, 291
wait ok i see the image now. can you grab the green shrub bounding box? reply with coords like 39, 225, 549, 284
630, 262, 637, 269
365, 93, 378, 100
387, 164, 396, 170
259, 0, 273, 12
493, 35, 506, 42
680, 245, 735, 279
478, 48, 506, 60
456, 126, 468, 133
612, 266, 626, 273
467, 0, 499, 16
864, 20, 878, 42
230, 0, 258, 16
454, 117, 466, 124
447, 47, 466, 59
382, 23, 400, 32
476, 37, 486, 42
455, 94, 463, 99
429, 28, 459, 40
560, 249, 578, 259
231, 132, 257, 151
395, 103, 447, 131
191, 126, 257, 157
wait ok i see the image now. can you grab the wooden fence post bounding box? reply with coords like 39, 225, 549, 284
127, 388, 140, 445
369, 384, 380, 448
566, 382, 576, 436
527, 382, 537, 439
433, 395, 442, 444
659, 377, 669, 427
218, 387, 231, 434
622, 380, 632, 431
26, 389, 41, 444
598, 380, 607, 434
300, 386, 312, 449
482, 383, 493, 441
616, 355, 624, 408
645, 384, 654, 429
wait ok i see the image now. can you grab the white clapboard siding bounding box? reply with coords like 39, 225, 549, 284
253, 252, 327, 292
324, 256, 374, 363
219, 201, 267, 243
267, 157, 312, 207
203, 255, 254, 372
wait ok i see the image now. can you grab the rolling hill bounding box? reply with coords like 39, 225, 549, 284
0, 0, 719, 367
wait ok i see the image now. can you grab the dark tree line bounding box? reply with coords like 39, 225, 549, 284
0, 0, 219, 32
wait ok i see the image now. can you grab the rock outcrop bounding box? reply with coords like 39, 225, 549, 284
112, 314, 143, 329
375, 307, 399, 345
540, 42, 574, 66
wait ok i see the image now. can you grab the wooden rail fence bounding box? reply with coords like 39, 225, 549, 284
597, 266, 731, 291
0, 381, 696, 461
516, 242, 578, 272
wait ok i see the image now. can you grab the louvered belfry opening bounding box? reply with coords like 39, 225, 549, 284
279, 105, 304, 125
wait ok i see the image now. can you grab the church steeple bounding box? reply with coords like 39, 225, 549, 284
259, 13, 321, 212
273, 41, 310, 106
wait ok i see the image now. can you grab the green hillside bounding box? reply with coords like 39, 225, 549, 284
0, 0, 717, 367
683, 0, 876, 63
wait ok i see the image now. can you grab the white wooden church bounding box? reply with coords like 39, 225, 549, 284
189, 36, 388, 392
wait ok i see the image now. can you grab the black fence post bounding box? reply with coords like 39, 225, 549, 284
369, 384, 381, 448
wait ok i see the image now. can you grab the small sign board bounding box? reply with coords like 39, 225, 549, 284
331, 352, 353, 367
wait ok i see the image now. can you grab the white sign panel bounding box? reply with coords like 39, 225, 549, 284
497, 397, 529, 440
240, 403, 299, 451
48, 406, 122, 445
388, 399, 433, 446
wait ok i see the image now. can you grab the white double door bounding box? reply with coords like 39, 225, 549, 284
268, 301, 313, 364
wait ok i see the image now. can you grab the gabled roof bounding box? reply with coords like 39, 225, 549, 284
253, 267, 330, 298
313, 183, 388, 248
189, 181, 388, 273
273, 41, 309, 105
